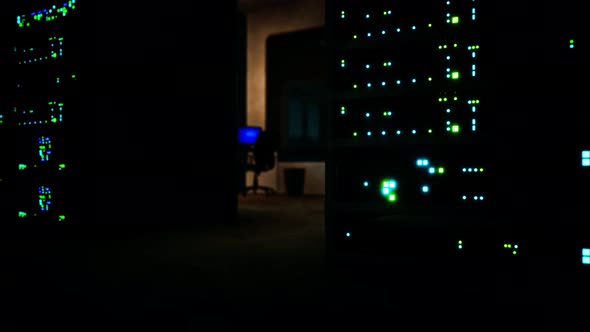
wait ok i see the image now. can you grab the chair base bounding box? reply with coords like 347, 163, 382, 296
242, 185, 276, 196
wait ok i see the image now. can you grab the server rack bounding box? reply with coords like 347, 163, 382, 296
325, 0, 589, 266
1, 1, 79, 227
2, 1, 239, 229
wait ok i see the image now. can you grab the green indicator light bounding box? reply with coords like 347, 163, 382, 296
18, 164, 27, 170
353, 35, 357, 39
353, 84, 358, 89
451, 125, 460, 133
452, 16, 459, 24
58, 164, 66, 169
513, 251, 517, 255
451, 71, 460, 79
353, 132, 358, 137
570, 39, 574, 44
18, 211, 27, 218
458, 240, 463, 245
438, 167, 445, 174
59, 215, 66, 221
388, 194, 396, 202
428, 129, 433, 133
428, 23, 432, 27
428, 77, 432, 81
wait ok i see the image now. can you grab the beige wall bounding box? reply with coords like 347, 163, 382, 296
244, 0, 326, 195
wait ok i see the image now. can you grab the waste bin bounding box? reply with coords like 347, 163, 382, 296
284, 168, 305, 197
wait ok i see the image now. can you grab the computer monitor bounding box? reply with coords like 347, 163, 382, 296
238, 126, 262, 145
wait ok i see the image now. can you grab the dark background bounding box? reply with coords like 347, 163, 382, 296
66, 1, 241, 227
266, 27, 328, 162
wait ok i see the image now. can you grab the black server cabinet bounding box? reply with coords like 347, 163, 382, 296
2, 1, 239, 229
326, 0, 589, 265
2, 1, 79, 227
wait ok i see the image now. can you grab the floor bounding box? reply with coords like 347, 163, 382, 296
1, 194, 588, 329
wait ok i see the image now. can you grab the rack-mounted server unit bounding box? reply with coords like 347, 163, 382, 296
326, 0, 590, 267
2, 1, 239, 229
1, 1, 79, 228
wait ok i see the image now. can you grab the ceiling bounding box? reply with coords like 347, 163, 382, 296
239, 0, 295, 10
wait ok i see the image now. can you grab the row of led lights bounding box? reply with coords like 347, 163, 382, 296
16, 37, 63, 64
344, 13, 474, 42
339, 44, 479, 69
17, 210, 67, 222
351, 125, 461, 137
342, 237, 589, 265
339, 0, 475, 17
18, 163, 67, 171
352, 128, 435, 137
349, 71, 461, 89
340, 6, 469, 27
339, 99, 480, 115
17, 0, 77, 28
19, 55, 62, 64
458, 242, 519, 254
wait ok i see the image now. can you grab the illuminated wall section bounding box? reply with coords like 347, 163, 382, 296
8, 0, 79, 224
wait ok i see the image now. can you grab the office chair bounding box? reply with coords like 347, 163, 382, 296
243, 130, 276, 196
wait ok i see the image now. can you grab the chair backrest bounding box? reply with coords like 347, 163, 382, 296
253, 130, 275, 171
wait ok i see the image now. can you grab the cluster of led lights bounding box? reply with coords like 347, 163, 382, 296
39, 136, 52, 162
343, 43, 479, 96
55, 74, 77, 85
582, 150, 590, 166
341, 14, 459, 40
503, 243, 519, 255
437, 97, 480, 132
583, 249, 590, 264
342, 106, 458, 138
340, 0, 477, 39
16, 36, 64, 64
14, 101, 63, 126
417, 158, 445, 175
380, 179, 398, 202
17, 1, 77, 28
38, 186, 52, 211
